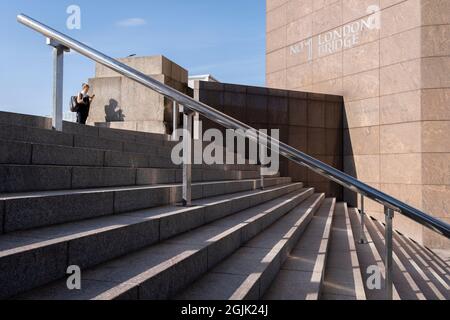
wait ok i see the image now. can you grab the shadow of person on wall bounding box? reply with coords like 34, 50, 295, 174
104, 99, 126, 122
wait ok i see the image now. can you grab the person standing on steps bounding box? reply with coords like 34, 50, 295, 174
76, 83, 95, 125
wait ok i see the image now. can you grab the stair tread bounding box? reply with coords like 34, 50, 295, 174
321, 203, 366, 300
364, 215, 425, 300
372, 219, 449, 300
262, 198, 335, 300
0, 177, 287, 200
347, 208, 400, 300
176, 194, 325, 300
0, 183, 304, 255
16, 188, 313, 300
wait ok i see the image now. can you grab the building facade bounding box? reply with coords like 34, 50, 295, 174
266, 0, 450, 248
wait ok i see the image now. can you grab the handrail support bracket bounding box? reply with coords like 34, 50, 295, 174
46, 38, 69, 132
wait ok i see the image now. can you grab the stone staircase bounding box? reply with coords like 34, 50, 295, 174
0, 111, 448, 300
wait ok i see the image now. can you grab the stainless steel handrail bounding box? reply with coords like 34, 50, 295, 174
17, 13, 449, 239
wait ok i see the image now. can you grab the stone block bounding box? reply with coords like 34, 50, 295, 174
307, 100, 325, 128
380, 122, 422, 154
268, 96, 289, 125
0, 165, 72, 193
246, 94, 268, 124
344, 155, 380, 183
267, 3, 287, 32
421, 89, 450, 121
288, 99, 308, 126
344, 126, 380, 155
380, 59, 421, 96
68, 218, 160, 269
207, 228, 243, 269
380, 153, 422, 184
0, 124, 73, 147
422, 153, 450, 185
113, 186, 172, 213
422, 0, 450, 25
343, 69, 379, 102
139, 248, 209, 299
0, 242, 68, 299
287, 0, 313, 23
313, 52, 343, 83
380, 27, 421, 67
74, 134, 123, 152
136, 168, 177, 185
312, 1, 342, 35
325, 102, 343, 129
343, 0, 381, 23
422, 185, 450, 219
0, 111, 52, 129
32, 144, 104, 167
380, 90, 421, 125
286, 62, 313, 90
344, 98, 380, 129
160, 207, 206, 241
267, 69, 287, 89
422, 57, 450, 89
344, 41, 379, 76
104, 150, 148, 168
422, 121, 450, 153
3, 192, 114, 232
422, 25, 450, 57
88, 77, 122, 124
380, 0, 421, 38
267, 25, 287, 53
72, 167, 136, 189
0, 140, 31, 165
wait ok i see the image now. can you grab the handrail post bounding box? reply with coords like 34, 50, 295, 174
182, 107, 193, 207
385, 207, 394, 300
359, 194, 366, 244
172, 101, 179, 141
47, 38, 69, 131
260, 167, 265, 190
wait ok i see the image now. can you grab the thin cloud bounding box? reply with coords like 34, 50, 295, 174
116, 18, 148, 27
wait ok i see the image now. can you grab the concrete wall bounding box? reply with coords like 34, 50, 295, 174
88, 55, 188, 134
193, 81, 344, 199
266, 0, 450, 248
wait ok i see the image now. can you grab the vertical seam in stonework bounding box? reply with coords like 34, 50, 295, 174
70, 166, 74, 190
66, 241, 70, 267
112, 190, 116, 214
378, 7, 381, 201
29, 143, 34, 165
1, 201, 5, 234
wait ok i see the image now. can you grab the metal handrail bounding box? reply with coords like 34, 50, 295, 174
17, 13, 449, 240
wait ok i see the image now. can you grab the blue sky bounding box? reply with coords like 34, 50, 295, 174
0, 0, 266, 117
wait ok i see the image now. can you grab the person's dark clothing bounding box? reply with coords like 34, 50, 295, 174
76, 96, 90, 125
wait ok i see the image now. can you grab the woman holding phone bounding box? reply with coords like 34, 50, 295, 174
76, 83, 95, 124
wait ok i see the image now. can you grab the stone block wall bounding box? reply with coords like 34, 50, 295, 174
266, 0, 450, 248
88, 55, 188, 134
193, 80, 344, 199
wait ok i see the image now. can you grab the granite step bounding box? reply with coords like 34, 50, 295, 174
0, 182, 304, 299
347, 208, 400, 300
320, 203, 366, 300
371, 219, 448, 300
0, 177, 291, 234
177, 194, 325, 300
364, 215, 425, 300
0, 138, 262, 173
0, 111, 173, 147
262, 198, 335, 300
0, 164, 261, 193
15, 188, 315, 300
405, 237, 450, 285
